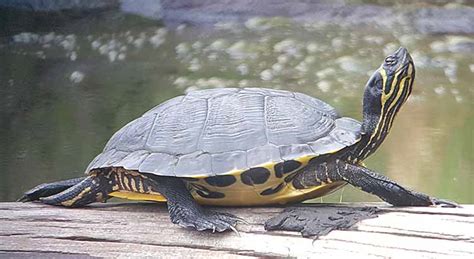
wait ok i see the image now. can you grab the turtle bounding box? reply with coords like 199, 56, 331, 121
20, 47, 457, 233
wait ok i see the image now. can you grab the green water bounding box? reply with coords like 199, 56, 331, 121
0, 12, 472, 204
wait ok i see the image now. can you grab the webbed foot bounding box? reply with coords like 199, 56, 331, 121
171, 208, 240, 233
431, 197, 460, 208
18, 177, 87, 202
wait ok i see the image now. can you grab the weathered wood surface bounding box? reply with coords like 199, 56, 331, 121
0, 202, 473, 258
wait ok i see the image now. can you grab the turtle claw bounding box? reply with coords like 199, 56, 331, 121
231, 215, 250, 225
17, 184, 50, 202
431, 198, 461, 208
228, 224, 241, 237
171, 209, 240, 233
212, 211, 249, 225
202, 211, 240, 234
17, 195, 30, 202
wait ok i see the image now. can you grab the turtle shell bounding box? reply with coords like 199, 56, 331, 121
86, 87, 362, 205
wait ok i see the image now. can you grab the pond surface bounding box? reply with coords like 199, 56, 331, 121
0, 7, 472, 203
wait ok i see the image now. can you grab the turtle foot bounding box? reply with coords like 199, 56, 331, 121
18, 183, 51, 202
18, 177, 87, 202
170, 208, 240, 234
431, 197, 461, 208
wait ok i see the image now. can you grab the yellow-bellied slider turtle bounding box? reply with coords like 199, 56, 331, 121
20, 47, 457, 232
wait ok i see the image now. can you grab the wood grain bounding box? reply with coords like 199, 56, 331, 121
0, 202, 472, 258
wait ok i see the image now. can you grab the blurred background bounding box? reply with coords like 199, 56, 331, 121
0, 0, 472, 203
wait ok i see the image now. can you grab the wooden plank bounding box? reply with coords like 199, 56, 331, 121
0, 202, 472, 258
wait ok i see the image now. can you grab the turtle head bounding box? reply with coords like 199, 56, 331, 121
355, 47, 415, 161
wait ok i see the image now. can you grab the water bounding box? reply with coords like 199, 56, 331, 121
0, 9, 472, 204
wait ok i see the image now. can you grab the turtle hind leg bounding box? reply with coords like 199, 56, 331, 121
31, 172, 113, 207
18, 177, 87, 202
148, 175, 240, 233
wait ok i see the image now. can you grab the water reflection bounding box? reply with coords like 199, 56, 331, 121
0, 9, 472, 203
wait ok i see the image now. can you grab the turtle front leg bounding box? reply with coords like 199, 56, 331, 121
148, 175, 240, 233
334, 160, 459, 207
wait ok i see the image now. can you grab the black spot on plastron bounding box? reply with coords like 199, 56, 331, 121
241, 167, 271, 186
204, 175, 236, 187
260, 183, 285, 196
196, 190, 225, 199
274, 160, 302, 178
292, 177, 306, 189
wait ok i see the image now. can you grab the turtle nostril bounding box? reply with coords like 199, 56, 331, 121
385, 56, 396, 65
